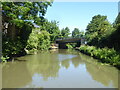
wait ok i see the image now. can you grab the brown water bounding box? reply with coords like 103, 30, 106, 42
2, 49, 119, 88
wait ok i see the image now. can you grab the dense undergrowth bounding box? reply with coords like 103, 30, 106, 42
79, 45, 120, 69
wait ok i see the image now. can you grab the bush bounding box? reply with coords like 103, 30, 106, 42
26, 29, 51, 51
66, 43, 73, 49
1, 56, 9, 62
2, 37, 25, 57
79, 45, 120, 67
38, 30, 51, 50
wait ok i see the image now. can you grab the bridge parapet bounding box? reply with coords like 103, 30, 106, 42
55, 37, 86, 49
55, 37, 86, 44
56, 37, 81, 42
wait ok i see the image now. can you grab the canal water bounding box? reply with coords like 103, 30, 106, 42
2, 49, 119, 88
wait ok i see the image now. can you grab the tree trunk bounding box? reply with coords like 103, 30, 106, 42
8, 24, 16, 40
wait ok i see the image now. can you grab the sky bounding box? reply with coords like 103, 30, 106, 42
45, 2, 119, 33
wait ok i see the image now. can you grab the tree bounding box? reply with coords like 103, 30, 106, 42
61, 27, 70, 38
113, 13, 120, 25
85, 14, 114, 46
26, 29, 51, 51
2, 2, 52, 38
2, 1, 53, 59
107, 13, 120, 51
72, 28, 80, 38
41, 20, 60, 42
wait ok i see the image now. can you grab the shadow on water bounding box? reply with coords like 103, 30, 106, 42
2, 49, 119, 88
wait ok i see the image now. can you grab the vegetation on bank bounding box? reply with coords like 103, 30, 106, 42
66, 43, 74, 49
2, 2, 53, 61
26, 28, 51, 51
85, 14, 120, 52
79, 14, 120, 69
79, 45, 120, 68
1, 1, 120, 67
1, 2, 72, 62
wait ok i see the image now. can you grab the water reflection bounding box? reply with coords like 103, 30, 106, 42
79, 53, 118, 87
2, 62, 32, 88
26, 51, 60, 80
71, 55, 85, 68
2, 49, 119, 88
61, 59, 70, 69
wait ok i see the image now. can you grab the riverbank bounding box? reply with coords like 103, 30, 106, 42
49, 43, 58, 49
76, 45, 120, 70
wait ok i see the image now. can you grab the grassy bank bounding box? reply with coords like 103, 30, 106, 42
79, 45, 120, 69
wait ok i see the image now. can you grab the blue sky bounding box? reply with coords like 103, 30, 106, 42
45, 2, 118, 33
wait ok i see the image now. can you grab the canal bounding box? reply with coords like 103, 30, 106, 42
2, 49, 119, 88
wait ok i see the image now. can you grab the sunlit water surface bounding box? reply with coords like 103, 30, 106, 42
2, 49, 119, 88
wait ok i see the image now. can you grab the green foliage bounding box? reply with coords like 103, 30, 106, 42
105, 23, 120, 51
61, 27, 70, 38
72, 28, 80, 38
38, 30, 51, 50
66, 43, 73, 49
26, 29, 39, 50
105, 13, 120, 51
26, 29, 50, 51
85, 14, 114, 46
79, 45, 120, 66
93, 13, 120, 51
2, 2, 52, 60
2, 37, 26, 58
72, 28, 85, 38
2, 2, 52, 24
1, 56, 9, 62
2, 21, 32, 59
41, 20, 60, 42
114, 13, 120, 25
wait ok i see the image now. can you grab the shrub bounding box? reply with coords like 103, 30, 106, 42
1, 56, 9, 62
2, 37, 25, 58
26, 29, 51, 51
79, 45, 120, 67
66, 43, 73, 49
